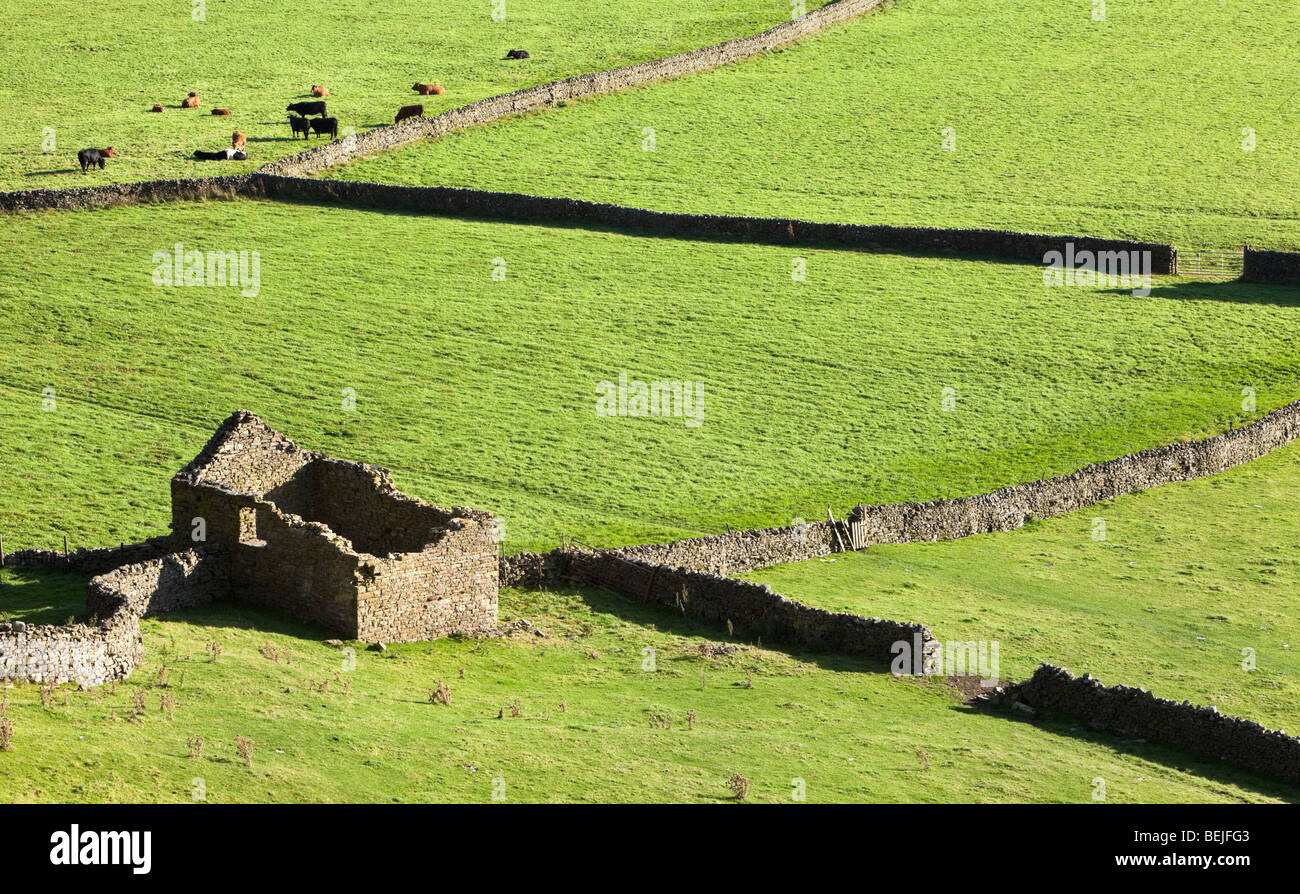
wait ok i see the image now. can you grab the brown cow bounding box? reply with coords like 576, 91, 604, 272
395, 103, 424, 123
182, 92, 199, 108
311, 85, 329, 97
150, 104, 164, 112
412, 83, 435, 95
211, 108, 231, 116
231, 131, 246, 151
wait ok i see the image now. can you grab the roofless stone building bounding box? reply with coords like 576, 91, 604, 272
0, 411, 499, 686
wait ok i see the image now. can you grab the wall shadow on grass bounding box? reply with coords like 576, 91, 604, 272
262, 195, 1099, 272
563, 580, 1300, 801
1102, 279, 1300, 308
951, 702, 1300, 803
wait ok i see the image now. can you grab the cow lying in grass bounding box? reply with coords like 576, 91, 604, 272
211, 108, 231, 116
311, 85, 329, 97
232, 131, 246, 151
288, 115, 311, 139
411, 83, 443, 95
395, 103, 423, 123
287, 100, 327, 117
308, 116, 339, 139
505, 49, 530, 59
193, 148, 248, 161
182, 92, 199, 108
77, 146, 116, 171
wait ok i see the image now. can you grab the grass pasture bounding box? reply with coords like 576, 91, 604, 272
747, 441, 1300, 733
1, 200, 1298, 554
328, 0, 1300, 251
2, 0, 1299, 807
0, 581, 1292, 803
0, 0, 827, 191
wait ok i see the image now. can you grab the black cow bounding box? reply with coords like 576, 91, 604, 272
288, 115, 311, 139
308, 116, 339, 139
193, 148, 248, 161
505, 49, 530, 59
77, 147, 116, 171
286, 100, 327, 117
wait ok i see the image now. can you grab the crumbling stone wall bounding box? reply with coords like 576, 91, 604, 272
1242, 246, 1300, 285
170, 410, 499, 642
0, 549, 221, 686
287, 458, 461, 556
1012, 665, 1300, 786
358, 513, 499, 642
229, 499, 365, 636
609, 521, 837, 575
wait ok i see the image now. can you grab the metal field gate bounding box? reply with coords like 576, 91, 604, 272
1176, 249, 1244, 279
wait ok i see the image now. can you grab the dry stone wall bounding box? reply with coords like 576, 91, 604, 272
560, 547, 933, 665
0, 175, 257, 213
1013, 665, 1300, 786
260, 176, 1176, 271
85, 548, 226, 620
850, 396, 1300, 544
262, 0, 890, 178
503, 395, 1300, 587
609, 522, 836, 574
0, 549, 221, 686
2, 535, 176, 576
1242, 246, 1300, 285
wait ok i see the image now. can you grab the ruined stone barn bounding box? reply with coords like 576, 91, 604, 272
170, 410, 499, 642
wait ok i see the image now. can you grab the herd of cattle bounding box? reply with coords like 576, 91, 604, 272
76, 49, 532, 172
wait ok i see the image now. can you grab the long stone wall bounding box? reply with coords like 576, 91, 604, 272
609, 522, 836, 575
850, 396, 1300, 544
1, 535, 177, 576
260, 175, 1176, 271
1242, 246, 1300, 285
1012, 665, 1300, 786
262, 0, 890, 178
0, 168, 1180, 273
0, 175, 257, 213
518, 396, 1300, 580
560, 547, 934, 666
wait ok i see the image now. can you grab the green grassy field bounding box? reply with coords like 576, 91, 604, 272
328, 0, 1300, 251
0, 567, 84, 626
2, 199, 1298, 555
0, 0, 826, 191
0, 578, 1292, 802
747, 440, 1300, 734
